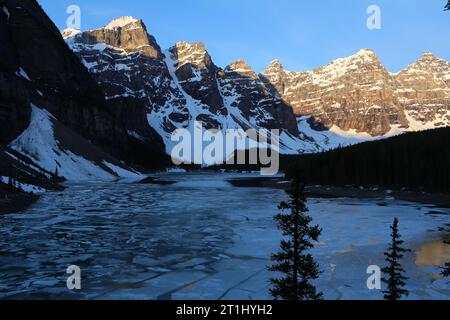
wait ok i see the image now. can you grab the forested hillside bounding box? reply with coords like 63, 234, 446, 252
286, 128, 450, 193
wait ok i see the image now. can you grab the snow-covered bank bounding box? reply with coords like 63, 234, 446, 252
9, 104, 142, 181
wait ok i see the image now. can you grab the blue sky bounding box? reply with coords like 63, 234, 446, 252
39, 0, 450, 73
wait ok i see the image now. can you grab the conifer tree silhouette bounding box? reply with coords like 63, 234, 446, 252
269, 180, 323, 300
382, 218, 411, 300
441, 234, 450, 277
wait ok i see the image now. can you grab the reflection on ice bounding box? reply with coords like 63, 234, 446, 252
416, 240, 450, 267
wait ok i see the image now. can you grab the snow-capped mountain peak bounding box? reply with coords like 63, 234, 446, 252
105, 16, 141, 30
171, 41, 213, 70
262, 60, 289, 84
265, 59, 284, 72
314, 48, 384, 79
65, 15, 162, 59
225, 60, 257, 78
419, 51, 438, 60
355, 48, 377, 59
399, 52, 450, 77
61, 28, 81, 39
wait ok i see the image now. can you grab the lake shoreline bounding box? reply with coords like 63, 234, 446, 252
227, 177, 450, 208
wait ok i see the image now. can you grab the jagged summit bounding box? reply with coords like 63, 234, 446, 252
61, 28, 81, 39
401, 51, 450, 75
65, 15, 161, 58
265, 59, 284, 71
336, 48, 379, 65
174, 40, 206, 48
311, 48, 385, 84
262, 60, 287, 81
170, 41, 213, 70
414, 51, 447, 65
105, 16, 141, 30
268, 59, 283, 67
225, 60, 259, 79
419, 51, 438, 59
356, 48, 376, 56
225, 60, 254, 73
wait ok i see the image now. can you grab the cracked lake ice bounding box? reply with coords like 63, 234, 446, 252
0, 173, 449, 300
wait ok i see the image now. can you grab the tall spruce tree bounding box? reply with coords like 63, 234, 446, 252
382, 218, 411, 300
446, 1, 450, 11
53, 166, 59, 183
269, 180, 323, 300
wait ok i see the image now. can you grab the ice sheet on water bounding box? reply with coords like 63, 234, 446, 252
0, 173, 448, 300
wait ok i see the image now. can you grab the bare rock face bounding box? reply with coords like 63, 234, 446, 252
395, 52, 450, 127
263, 49, 408, 136
221, 60, 299, 135
263, 49, 450, 136
79, 17, 162, 59
0, 5, 31, 144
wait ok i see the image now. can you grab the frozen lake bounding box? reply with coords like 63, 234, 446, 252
0, 173, 449, 300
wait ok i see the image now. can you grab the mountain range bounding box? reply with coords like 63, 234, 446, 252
63, 16, 450, 156
1, 1, 450, 184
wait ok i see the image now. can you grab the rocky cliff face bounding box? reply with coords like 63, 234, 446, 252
220, 60, 298, 134
169, 41, 226, 117
0, 1, 167, 181
395, 52, 450, 128
64, 18, 305, 155
263, 49, 450, 136
65, 16, 177, 148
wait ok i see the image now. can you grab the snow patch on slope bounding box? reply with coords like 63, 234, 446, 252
102, 161, 142, 179
405, 110, 450, 131
298, 108, 450, 152
2, 5, 10, 19
9, 104, 139, 181
297, 117, 369, 150
146, 50, 316, 163
297, 116, 407, 151
16, 67, 31, 81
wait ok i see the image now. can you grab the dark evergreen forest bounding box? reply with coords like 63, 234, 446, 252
286, 128, 450, 193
